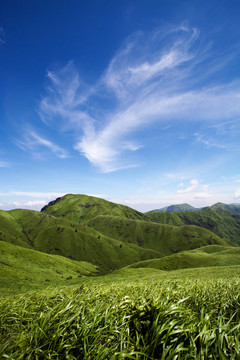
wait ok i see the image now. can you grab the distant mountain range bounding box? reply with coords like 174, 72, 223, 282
146, 202, 240, 245
152, 203, 198, 212
150, 202, 240, 213
1, 194, 240, 282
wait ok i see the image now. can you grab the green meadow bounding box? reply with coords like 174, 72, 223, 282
1, 267, 240, 359
1, 194, 240, 358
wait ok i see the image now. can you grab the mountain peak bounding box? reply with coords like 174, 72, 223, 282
151, 203, 197, 213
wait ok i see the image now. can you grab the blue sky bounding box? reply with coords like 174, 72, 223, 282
1, 0, 240, 212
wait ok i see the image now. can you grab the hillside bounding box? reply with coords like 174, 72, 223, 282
87, 215, 230, 256
1, 206, 160, 274
0, 240, 97, 293
127, 245, 240, 271
146, 204, 240, 245
41, 193, 147, 223
0, 194, 238, 275
152, 203, 198, 212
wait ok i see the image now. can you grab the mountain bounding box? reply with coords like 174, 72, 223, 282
87, 215, 230, 256
151, 203, 198, 212
0, 194, 236, 275
0, 208, 158, 274
146, 203, 240, 246
41, 194, 147, 222
210, 202, 240, 214
0, 194, 240, 276
126, 245, 240, 271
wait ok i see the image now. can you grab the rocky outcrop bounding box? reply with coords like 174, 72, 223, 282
41, 196, 64, 212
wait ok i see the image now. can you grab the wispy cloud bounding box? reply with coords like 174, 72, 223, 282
234, 189, 240, 199
10, 191, 65, 199
0, 191, 65, 211
177, 179, 211, 199
194, 120, 240, 151
17, 130, 69, 159
7, 200, 46, 208
39, 26, 240, 172
177, 179, 199, 193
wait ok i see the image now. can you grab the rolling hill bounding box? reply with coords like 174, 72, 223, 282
152, 203, 198, 212
87, 215, 230, 256
41, 193, 147, 223
0, 240, 98, 294
0, 194, 239, 277
127, 245, 240, 271
146, 204, 240, 245
0, 208, 159, 274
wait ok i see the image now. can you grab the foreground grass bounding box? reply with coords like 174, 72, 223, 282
1, 267, 240, 359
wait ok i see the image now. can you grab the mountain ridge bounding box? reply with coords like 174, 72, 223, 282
1, 193, 239, 278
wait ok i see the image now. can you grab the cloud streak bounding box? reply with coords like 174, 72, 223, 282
39, 26, 240, 172
17, 130, 69, 159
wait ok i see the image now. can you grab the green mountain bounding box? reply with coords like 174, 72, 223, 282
87, 215, 230, 257
41, 193, 147, 223
0, 240, 98, 294
0, 208, 158, 274
146, 204, 240, 246
0, 194, 237, 277
127, 245, 240, 271
152, 203, 198, 212
210, 202, 240, 214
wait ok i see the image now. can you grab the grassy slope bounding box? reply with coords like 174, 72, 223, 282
155, 203, 198, 212
0, 209, 31, 248
41, 193, 147, 223
126, 245, 240, 271
6, 209, 160, 274
0, 194, 237, 276
87, 215, 231, 256
0, 240, 97, 294
146, 206, 240, 245
1, 266, 240, 359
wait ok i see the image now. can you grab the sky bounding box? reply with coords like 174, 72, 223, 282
0, 0, 240, 212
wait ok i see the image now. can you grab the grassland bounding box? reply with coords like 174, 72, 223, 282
1, 266, 240, 359
1, 194, 240, 358
0, 240, 98, 295
87, 215, 230, 256
127, 245, 240, 271
146, 204, 240, 246
1, 194, 232, 275
0, 207, 160, 274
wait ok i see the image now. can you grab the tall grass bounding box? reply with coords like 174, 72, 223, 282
1, 277, 240, 359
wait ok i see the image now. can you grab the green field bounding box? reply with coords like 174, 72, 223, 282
1, 266, 240, 359
1, 194, 240, 358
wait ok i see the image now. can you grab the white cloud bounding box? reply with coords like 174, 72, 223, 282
9, 200, 46, 208
177, 179, 199, 193
176, 179, 212, 200
10, 191, 65, 199
234, 189, 240, 199
194, 119, 240, 151
39, 26, 240, 172
0, 192, 65, 211
195, 192, 212, 199
18, 130, 68, 159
